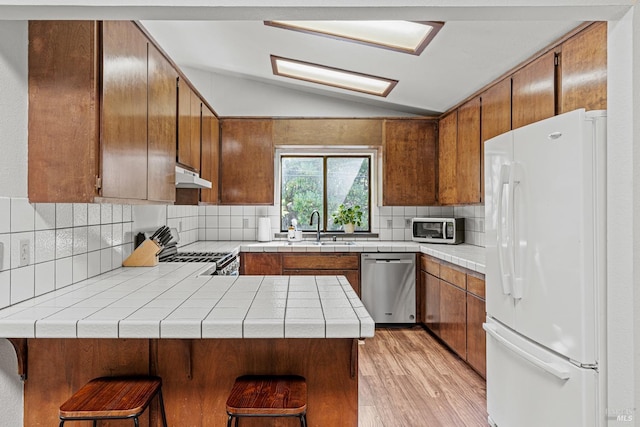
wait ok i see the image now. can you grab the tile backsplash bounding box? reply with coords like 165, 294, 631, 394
0, 199, 485, 309
0, 198, 133, 309
194, 204, 487, 244
453, 205, 485, 247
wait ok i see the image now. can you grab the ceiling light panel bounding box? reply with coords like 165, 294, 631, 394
265, 20, 443, 55
271, 55, 397, 97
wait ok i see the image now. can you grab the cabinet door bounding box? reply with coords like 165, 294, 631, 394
241, 253, 282, 275
455, 97, 481, 204
101, 21, 148, 200
200, 105, 219, 204
282, 254, 359, 270
220, 119, 274, 205
147, 44, 177, 203
177, 78, 192, 168
438, 111, 457, 205
439, 279, 467, 358
466, 293, 486, 378
559, 21, 607, 114
424, 272, 440, 336
481, 78, 512, 202
383, 120, 437, 206
28, 21, 100, 203
190, 91, 202, 172
512, 50, 557, 129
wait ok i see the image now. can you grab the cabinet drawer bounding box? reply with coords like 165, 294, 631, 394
420, 255, 440, 276
439, 262, 466, 289
467, 273, 486, 299
282, 254, 359, 270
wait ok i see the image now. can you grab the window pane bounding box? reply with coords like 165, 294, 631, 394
327, 157, 370, 231
281, 157, 324, 231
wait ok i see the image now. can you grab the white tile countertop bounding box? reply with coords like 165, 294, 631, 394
231, 240, 486, 274
0, 263, 374, 340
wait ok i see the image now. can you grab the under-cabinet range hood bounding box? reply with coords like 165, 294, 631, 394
175, 165, 212, 189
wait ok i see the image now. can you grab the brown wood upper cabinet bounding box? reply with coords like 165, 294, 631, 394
559, 21, 607, 114
383, 119, 437, 206
220, 119, 274, 205
147, 43, 178, 203
480, 78, 512, 202
512, 50, 557, 130
438, 97, 481, 205
28, 21, 178, 203
177, 78, 202, 172
200, 105, 220, 204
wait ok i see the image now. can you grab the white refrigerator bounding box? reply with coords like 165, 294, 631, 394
484, 109, 607, 427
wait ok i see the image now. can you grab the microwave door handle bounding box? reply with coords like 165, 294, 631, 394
497, 164, 512, 296
443, 221, 447, 239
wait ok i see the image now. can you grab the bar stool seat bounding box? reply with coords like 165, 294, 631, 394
226, 375, 307, 426
59, 375, 168, 427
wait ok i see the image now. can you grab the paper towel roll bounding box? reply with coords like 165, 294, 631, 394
257, 217, 271, 242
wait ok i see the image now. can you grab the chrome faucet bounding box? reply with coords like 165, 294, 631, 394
310, 210, 321, 242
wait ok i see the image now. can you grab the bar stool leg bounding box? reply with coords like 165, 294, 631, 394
158, 389, 169, 427
300, 414, 307, 427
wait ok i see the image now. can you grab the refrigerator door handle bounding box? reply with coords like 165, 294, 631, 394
510, 163, 524, 300
497, 164, 513, 296
483, 323, 571, 380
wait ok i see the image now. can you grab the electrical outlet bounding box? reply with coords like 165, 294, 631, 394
20, 239, 30, 267
243, 218, 249, 228
405, 218, 412, 228
386, 219, 393, 229
179, 221, 183, 232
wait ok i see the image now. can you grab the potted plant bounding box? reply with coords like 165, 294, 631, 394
331, 204, 363, 233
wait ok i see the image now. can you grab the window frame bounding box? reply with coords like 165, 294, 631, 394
278, 151, 374, 233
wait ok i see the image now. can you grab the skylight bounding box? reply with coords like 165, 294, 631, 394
270, 55, 398, 97
265, 20, 443, 55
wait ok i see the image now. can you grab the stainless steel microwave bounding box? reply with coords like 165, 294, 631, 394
411, 218, 465, 244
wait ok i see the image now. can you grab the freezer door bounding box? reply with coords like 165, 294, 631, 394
511, 108, 601, 364
485, 318, 598, 427
484, 131, 516, 329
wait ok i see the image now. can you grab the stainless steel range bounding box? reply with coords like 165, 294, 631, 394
160, 251, 239, 276
136, 227, 239, 275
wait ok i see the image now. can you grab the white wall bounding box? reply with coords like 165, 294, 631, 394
0, 20, 26, 427
607, 10, 638, 424
0, 21, 27, 198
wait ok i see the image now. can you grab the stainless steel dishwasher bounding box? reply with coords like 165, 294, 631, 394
361, 253, 416, 324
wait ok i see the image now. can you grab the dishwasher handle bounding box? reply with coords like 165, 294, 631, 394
368, 259, 414, 264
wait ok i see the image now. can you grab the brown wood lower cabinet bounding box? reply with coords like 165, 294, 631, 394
439, 279, 467, 359
466, 293, 487, 377
23, 338, 358, 427
422, 271, 440, 335
420, 254, 486, 378
240, 252, 361, 296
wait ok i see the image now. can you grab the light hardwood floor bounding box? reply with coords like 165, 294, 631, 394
359, 327, 487, 427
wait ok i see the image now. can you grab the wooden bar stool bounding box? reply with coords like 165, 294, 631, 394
58, 375, 168, 427
226, 375, 307, 427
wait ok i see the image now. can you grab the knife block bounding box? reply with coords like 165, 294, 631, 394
122, 239, 161, 267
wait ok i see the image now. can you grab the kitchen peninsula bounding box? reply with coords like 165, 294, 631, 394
0, 262, 373, 426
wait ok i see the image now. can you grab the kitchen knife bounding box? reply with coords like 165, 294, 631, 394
160, 230, 173, 247
149, 226, 164, 241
